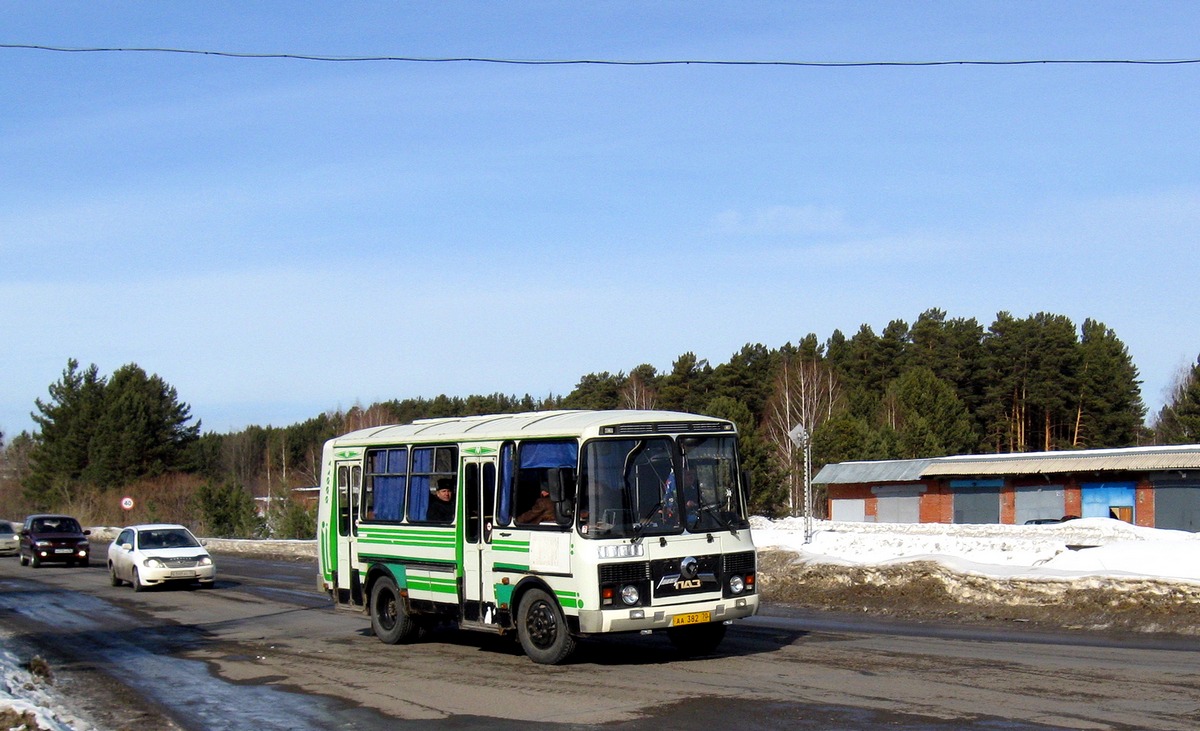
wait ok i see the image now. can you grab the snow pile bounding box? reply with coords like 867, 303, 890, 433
750, 516, 1200, 584
0, 634, 84, 731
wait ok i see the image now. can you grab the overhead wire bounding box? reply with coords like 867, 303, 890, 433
2, 43, 1199, 67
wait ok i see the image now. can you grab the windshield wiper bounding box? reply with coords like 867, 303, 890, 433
692, 501, 738, 535
631, 500, 663, 544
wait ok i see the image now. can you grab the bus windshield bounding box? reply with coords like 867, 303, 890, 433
578, 435, 748, 540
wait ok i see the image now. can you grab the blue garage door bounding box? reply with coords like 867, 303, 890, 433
1081, 482, 1136, 523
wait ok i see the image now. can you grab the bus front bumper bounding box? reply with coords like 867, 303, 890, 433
577, 593, 759, 634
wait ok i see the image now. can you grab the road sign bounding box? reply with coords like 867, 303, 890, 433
121, 496, 135, 511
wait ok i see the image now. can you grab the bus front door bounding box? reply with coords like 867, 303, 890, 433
461, 457, 500, 625
333, 460, 362, 605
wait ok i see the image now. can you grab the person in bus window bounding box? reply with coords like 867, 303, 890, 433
517, 488, 555, 524
426, 479, 455, 522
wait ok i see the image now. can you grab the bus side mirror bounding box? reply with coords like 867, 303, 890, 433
741, 469, 752, 496
546, 468, 564, 502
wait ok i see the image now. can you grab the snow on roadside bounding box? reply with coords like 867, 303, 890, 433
1, 631, 89, 731
751, 516, 1200, 584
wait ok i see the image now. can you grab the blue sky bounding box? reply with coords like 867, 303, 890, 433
3, 2, 1199, 438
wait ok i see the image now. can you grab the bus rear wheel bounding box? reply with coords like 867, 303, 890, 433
370, 576, 420, 644
517, 588, 576, 665
667, 621, 727, 656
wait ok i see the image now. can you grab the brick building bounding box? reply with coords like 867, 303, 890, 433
815, 445, 1200, 531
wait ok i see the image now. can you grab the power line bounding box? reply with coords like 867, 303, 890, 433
3, 43, 1199, 67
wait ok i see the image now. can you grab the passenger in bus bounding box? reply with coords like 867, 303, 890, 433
426, 479, 455, 522
517, 489, 556, 524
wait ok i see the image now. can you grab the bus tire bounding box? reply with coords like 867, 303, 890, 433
667, 621, 727, 656
517, 588, 576, 664
370, 576, 419, 644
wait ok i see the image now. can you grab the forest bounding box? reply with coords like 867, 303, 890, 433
3, 308, 1200, 534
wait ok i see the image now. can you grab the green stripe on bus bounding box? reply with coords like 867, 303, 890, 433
555, 590, 583, 609
359, 552, 457, 569
408, 577, 458, 595
493, 562, 530, 572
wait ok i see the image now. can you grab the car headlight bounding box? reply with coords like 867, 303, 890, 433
198, 556, 213, 566
35, 541, 51, 548
144, 557, 166, 568
620, 585, 640, 605
728, 575, 745, 594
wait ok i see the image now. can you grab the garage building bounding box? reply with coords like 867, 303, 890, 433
815, 444, 1200, 530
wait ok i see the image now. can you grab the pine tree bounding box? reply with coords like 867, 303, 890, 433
1156, 355, 1200, 443
26, 359, 106, 501
83, 364, 200, 488
1074, 319, 1145, 447
880, 367, 977, 458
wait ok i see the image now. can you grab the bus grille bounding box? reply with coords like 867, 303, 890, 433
599, 562, 651, 583
722, 551, 756, 575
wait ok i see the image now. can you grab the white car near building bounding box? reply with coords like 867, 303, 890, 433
107, 524, 216, 591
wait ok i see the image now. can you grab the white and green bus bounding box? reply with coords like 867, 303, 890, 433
317, 410, 759, 664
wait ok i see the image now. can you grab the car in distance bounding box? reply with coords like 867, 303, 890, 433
19, 514, 91, 567
0, 521, 19, 556
107, 524, 215, 591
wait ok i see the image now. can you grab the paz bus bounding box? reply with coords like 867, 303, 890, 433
316, 410, 759, 664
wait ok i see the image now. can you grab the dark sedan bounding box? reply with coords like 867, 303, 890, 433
19, 514, 91, 567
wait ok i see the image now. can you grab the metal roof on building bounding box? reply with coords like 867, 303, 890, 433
814, 445, 1200, 484
813, 458, 932, 485
921, 444, 1200, 477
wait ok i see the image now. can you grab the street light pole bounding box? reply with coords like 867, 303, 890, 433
787, 423, 813, 544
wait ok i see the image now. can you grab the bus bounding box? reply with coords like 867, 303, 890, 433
316, 410, 759, 664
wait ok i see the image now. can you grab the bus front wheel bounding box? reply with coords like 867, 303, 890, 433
517, 588, 577, 664
370, 576, 419, 644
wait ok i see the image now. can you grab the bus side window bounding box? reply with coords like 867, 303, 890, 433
338, 465, 351, 536
514, 441, 577, 529
408, 445, 458, 523
365, 447, 408, 522
497, 442, 515, 526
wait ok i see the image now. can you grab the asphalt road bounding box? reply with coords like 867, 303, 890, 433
1, 549, 1198, 731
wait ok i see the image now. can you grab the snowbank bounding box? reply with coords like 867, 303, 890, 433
751, 516, 1200, 584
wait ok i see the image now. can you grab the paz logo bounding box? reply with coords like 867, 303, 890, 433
464, 446, 497, 456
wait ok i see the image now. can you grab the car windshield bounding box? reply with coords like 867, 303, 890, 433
138, 529, 200, 549
33, 518, 82, 533
577, 435, 749, 540
0, 526, 13, 536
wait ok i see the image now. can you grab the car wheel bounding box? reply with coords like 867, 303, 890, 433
131, 567, 144, 592
517, 587, 577, 665
80, 559, 90, 568
110, 564, 123, 587
30, 554, 41, 568
19, 554, 28, 566
369, 575, 419, 644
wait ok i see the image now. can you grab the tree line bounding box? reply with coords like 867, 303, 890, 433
3, 308, 1199, 530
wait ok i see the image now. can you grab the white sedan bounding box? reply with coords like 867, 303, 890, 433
107, 524, 216, 591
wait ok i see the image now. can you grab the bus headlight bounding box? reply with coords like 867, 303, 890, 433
728, 575, 745, 594
620, 585, 640, 605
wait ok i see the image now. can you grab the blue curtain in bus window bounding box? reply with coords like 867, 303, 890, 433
408, 447, 433, 521
371, 451, 388, 473
519, 442, 578, 468
387, 448, 407, 473
374, 476, 406, 521
498, 443, 514, 524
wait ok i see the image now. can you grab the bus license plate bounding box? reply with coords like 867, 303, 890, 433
671, 612, 711, 627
